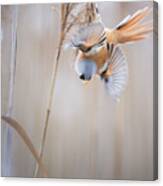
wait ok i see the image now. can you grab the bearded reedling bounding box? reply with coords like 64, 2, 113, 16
69, 7, 152, 100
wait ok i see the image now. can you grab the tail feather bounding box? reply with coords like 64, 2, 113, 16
107, 7, 153, 44
119, 7, 151, 31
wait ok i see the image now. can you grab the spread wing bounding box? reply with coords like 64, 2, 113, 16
107, 7, 153, 44
103, 46, 128, 100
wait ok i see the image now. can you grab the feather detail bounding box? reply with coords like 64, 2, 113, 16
103, 46, 128, 100
107, 7, 152, 44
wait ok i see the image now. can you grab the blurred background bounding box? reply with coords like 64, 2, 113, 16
1, 1, 155, 180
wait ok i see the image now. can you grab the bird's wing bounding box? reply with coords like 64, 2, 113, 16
103, 46, 128, 100
107, 7, 152, 44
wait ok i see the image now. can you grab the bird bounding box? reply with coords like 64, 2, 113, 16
69, 7, 152, 100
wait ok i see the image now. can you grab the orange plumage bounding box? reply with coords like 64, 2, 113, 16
71, 7, 152, 99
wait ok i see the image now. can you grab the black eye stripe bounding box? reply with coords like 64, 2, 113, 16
80, 37, 107, 53
79, 46, 92, 53
75, 31, 107, 53
98, 37, 107, 45
84, 46, 92, 52
90, 36, 107, 48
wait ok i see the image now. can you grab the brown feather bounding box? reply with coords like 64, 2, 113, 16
107, 7, 152, 44
119, 7, 151, 31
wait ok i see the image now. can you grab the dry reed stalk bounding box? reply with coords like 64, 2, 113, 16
2, 116, 48, 177
34, 3, 99, 177
4, 6, 18, 176
33, 4, 74, 177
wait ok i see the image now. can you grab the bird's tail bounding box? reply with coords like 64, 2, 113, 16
107, 7, 153, 44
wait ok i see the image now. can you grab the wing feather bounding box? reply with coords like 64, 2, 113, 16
103, 46, 128, 100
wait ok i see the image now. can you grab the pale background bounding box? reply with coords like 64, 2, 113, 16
1, 1, 156, 180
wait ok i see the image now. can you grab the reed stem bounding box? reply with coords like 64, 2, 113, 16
4, 6, 18, 176
33, 3, 98, 177
33, 38, 63, 177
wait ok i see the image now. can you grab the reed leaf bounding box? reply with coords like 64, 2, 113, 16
1, 116, 48, 177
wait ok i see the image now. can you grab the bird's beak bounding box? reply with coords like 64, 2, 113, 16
81, 75, 96, 85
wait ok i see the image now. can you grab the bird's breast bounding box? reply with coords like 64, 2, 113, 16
80, 47, 109, 72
